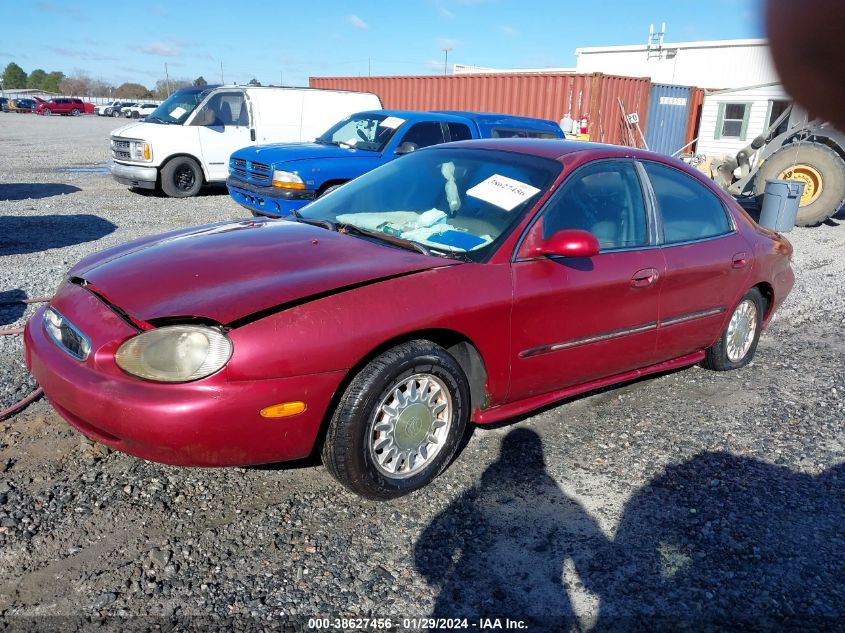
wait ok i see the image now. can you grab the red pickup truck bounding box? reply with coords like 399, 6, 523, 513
35, 98, 95, 116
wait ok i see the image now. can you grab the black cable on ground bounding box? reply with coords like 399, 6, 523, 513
0, 295, 51, 420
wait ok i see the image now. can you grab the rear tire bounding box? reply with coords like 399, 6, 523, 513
702, 288, 765, 371
321, 340, 469, 500
71, 108, 80, 116
160, 157, 203, 198
753, 143, 845, 226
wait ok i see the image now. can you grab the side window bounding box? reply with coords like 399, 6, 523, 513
492, 128, 558, 139
399, 122, 446, 150
447, 123, 472, 142
643, 162, 731, 243
540, 161, 648, 249
716, 103, 750, 140
191, 93, 246, 127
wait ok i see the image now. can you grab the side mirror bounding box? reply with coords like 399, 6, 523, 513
534, 229, 600, 258
395, 142, 418, 155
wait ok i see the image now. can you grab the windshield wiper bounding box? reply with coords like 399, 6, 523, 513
290, 209, 337, 231
146, 115, 172, 124
338, 223, 431, 256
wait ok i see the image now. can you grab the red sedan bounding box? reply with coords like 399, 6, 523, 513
25, 140, 794, 499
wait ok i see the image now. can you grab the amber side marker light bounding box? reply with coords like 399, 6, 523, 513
260, 402, 307, 418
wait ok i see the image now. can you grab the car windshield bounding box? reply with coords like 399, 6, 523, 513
147, 88, 214, 124
299, 147, 561, 262
315, 113, 402, 152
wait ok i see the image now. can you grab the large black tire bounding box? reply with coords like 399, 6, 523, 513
322, 340, 470, 500
71, 108, 80, 116
319, 182, 345, 197
754, 143, 845, 226
160, 157, 203, 198
702, 288, 766, 371
111, 110, 120, 117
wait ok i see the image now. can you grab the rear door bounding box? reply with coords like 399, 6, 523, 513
509, 159, 664, 400
642, 161, 753, 361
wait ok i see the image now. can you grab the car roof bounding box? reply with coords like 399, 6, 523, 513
436, 138, 688, 163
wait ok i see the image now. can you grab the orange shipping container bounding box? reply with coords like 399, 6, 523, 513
309, 72, 651, 146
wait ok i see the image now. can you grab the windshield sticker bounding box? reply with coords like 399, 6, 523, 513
466, 174, 541, 211
169, 106, 186, 118
379, 116, 405, 129
344, 137, 359, 147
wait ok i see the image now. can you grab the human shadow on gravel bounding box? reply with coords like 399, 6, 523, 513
414, 428, 609, 631
0, 214, 116, 255
0, 289, 27, 325
0, 183, 81, 201
416, 439, 845, 632
589, 452, 845, 632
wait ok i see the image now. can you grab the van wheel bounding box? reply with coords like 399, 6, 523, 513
161, 157, 203, 198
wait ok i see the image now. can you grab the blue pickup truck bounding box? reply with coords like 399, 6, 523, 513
227, 110, 564, 217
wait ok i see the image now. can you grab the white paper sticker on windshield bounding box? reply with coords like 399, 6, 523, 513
379, 116, 405, 129
466, 174, 541, 211
169, 106, 186, 118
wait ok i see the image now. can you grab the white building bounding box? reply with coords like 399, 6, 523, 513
574, 38, 778, 89
696, 83, 791, 158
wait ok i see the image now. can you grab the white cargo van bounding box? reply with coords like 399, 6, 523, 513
109, 85, 382, 197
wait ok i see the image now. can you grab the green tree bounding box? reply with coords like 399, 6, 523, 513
41, 71, 65, 93
2, 62, 28, 89
193, 75, 207, 86
27, 68, 47, 90
247, 78, 261, 86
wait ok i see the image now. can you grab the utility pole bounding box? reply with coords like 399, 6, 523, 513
165, 62, 171, 97
220, 61, 224, 84
442, 47, 452, 75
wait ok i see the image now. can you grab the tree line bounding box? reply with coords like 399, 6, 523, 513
1, 62, 219, 99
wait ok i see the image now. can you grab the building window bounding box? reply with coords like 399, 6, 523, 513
716, 103, 751, 141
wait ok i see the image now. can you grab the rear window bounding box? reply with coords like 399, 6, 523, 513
491, 128, 559, 139
643, 161, 731, 244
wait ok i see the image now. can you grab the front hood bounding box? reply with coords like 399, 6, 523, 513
236, 142, 377, 166
110, 120, 186, 141
69, 219, 449, 325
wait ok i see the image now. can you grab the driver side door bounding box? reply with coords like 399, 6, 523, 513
194, 91, 252, 181
509, 159, 665, 400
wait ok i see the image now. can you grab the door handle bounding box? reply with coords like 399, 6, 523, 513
731, 252, 749, 268
631, 268, 659, 288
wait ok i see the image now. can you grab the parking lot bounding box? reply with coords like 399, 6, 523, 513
1, 114, 844, 630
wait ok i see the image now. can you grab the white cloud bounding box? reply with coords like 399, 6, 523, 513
135, 41, 181, 57
347, 14, 368, 30
497, 25, 518, 36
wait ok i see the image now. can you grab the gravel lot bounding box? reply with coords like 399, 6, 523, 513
1, 114, 844, 632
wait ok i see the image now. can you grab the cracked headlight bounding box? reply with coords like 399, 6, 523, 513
115, 325, 232, 382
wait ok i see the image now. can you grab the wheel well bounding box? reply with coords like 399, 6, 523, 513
161, 153, 208, 183
317, 179, 348, 195
753, 282, 774, 321
309, 329, 490, 461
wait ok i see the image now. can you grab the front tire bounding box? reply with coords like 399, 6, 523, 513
754, 143, 845, 226
44, 108, 52, 115
160, 157, 203, 198
703, 288, 765, 371
71, 108, 80, 116
322, 340, 470, 500
111, 110, 120, 117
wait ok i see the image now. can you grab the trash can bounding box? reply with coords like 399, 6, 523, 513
758, 179, 805, 232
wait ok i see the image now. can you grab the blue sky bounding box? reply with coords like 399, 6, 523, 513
1, 0, 764, 89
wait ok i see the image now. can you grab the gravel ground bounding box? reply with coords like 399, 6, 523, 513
1, 114, 844, 632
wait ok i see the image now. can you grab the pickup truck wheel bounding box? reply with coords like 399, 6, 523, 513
319, 183, 345, 197
321, 340, 469, 500
753, 143, 845, 226
161, 157, 203, 198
